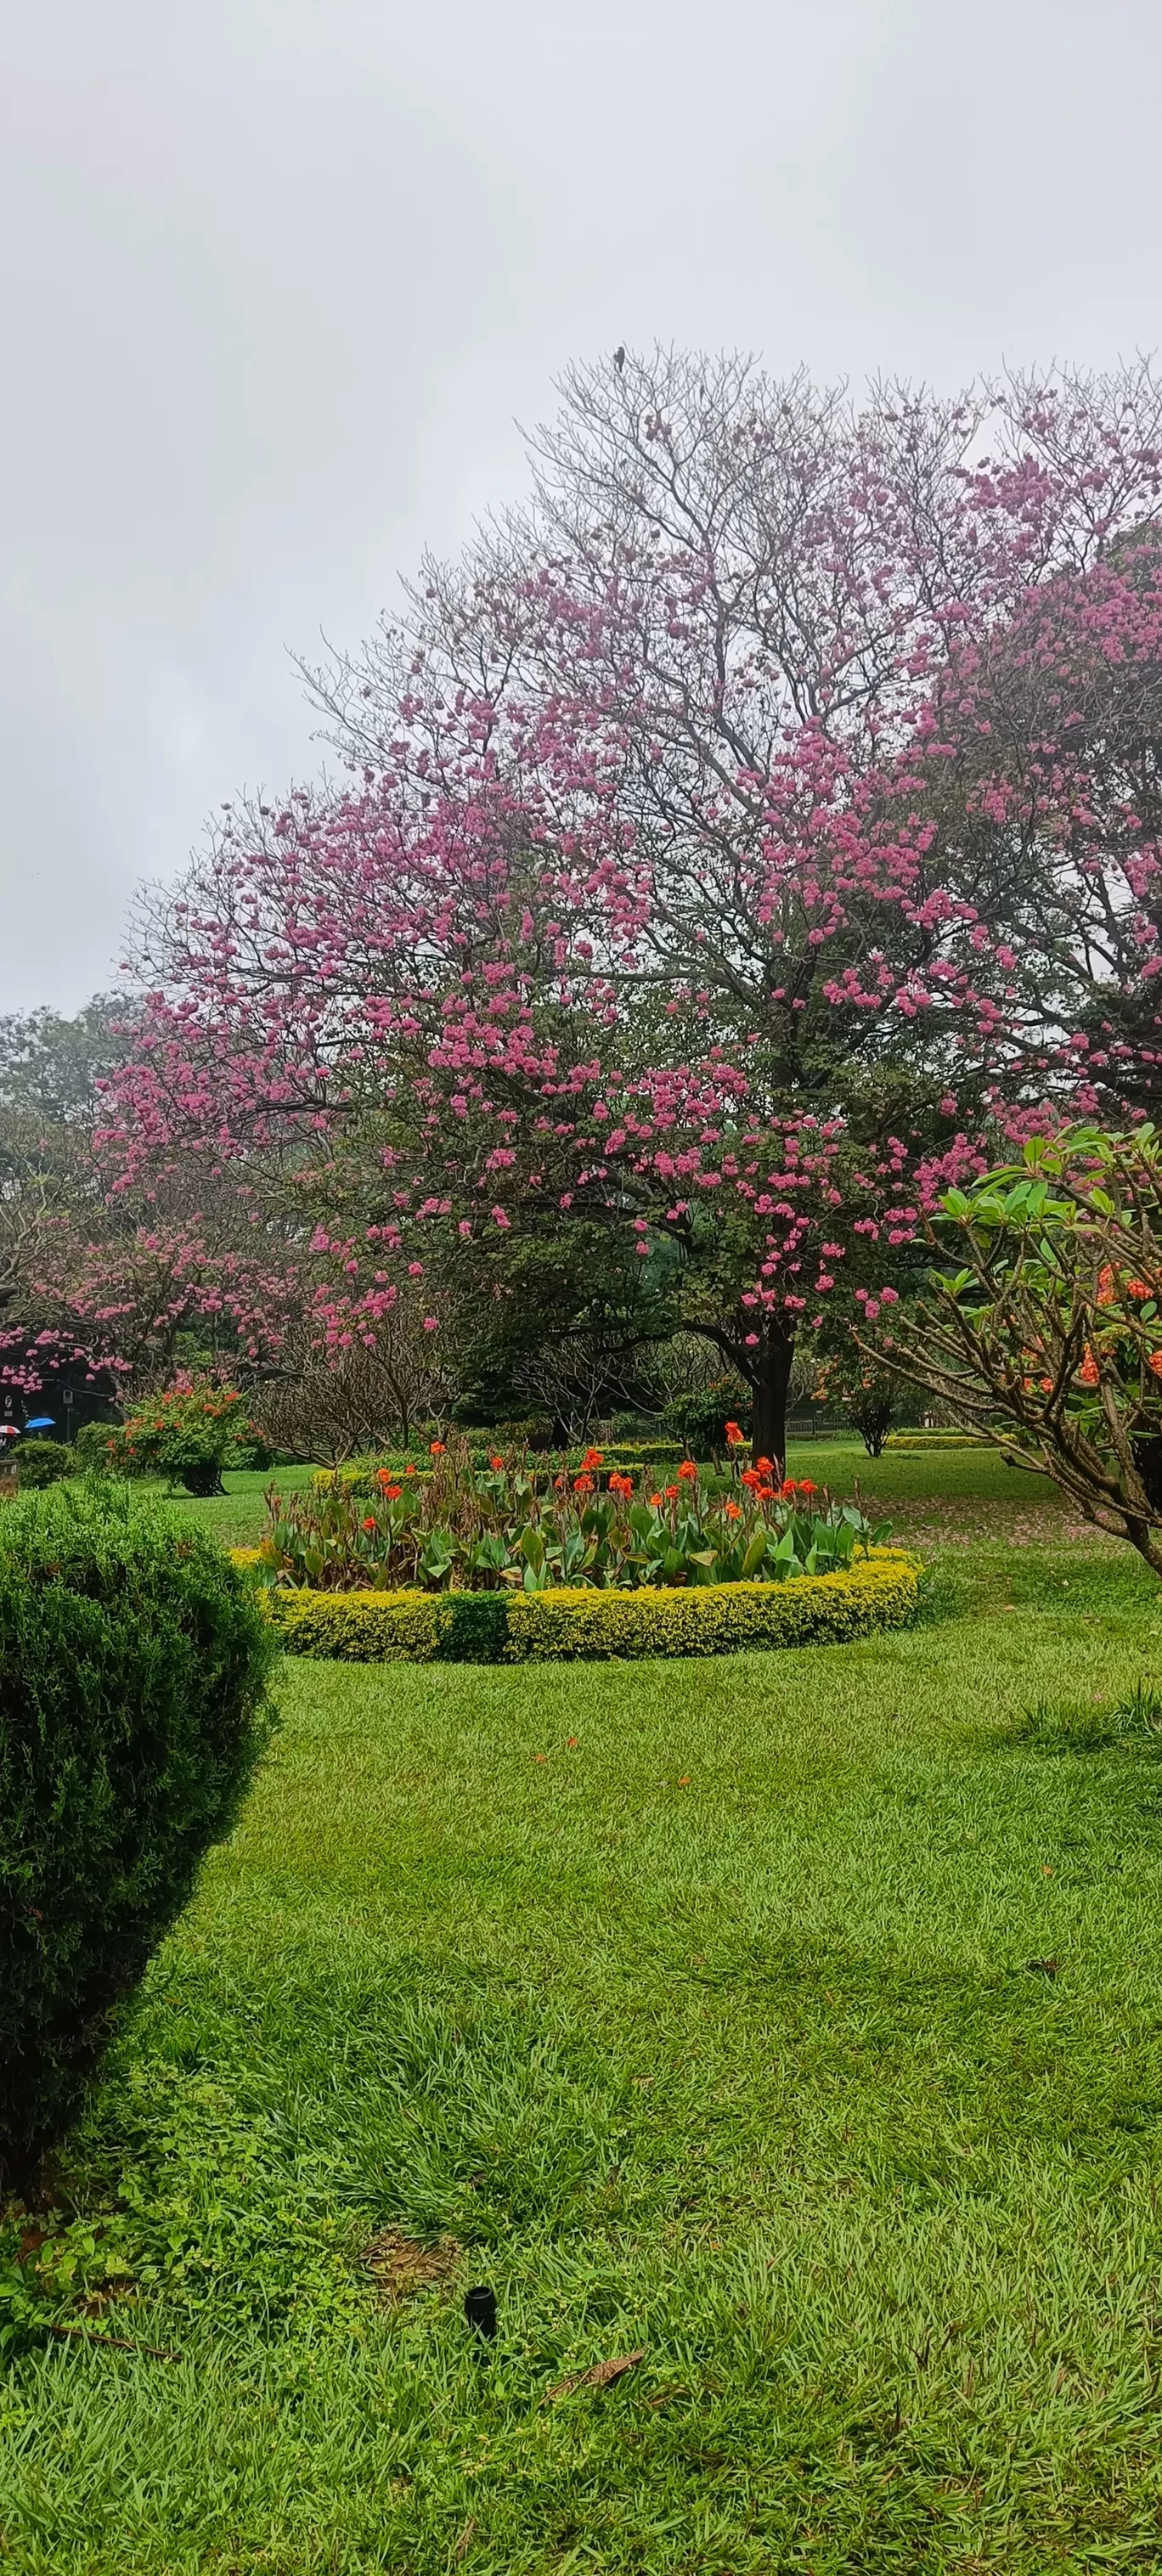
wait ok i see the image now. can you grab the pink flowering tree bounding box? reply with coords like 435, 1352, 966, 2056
0, 1212, 302, 1407
105, 358, 1162, 1463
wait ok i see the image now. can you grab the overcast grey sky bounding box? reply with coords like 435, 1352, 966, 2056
3, 0, 1160, 1012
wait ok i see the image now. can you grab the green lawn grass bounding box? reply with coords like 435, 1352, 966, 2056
5, 1499, 1162, 2570
135, 1463, 316, 1548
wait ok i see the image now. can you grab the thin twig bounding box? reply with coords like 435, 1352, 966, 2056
39, 2317, 180, 2362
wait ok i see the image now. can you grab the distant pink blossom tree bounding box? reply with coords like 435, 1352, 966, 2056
104, 356, 1162, 1461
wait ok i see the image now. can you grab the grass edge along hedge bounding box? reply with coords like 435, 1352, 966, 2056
228, 1547, 919, 1662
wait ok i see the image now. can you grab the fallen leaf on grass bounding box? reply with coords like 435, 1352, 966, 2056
1025, 1957, 1059, 1978
454, 2517, 477, 2560
545, 2348, 645, 2401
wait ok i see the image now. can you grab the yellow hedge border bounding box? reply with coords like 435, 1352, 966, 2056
228, 1547, 918, 1663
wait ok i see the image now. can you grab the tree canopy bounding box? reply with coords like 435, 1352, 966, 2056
14, 355, 1162, 1456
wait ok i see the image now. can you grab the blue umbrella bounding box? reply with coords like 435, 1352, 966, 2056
25, 1416, 55, 1430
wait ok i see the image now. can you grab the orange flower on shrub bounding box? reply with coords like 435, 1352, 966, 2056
1097, 1265, 1117, 1307
725, 1500, 742, 1519
429, 1440, 446, 1456
797, 1478, 817, 1496
404, 1463, 416, 1476
647, 1491, 663, 1507
725, 1421, 745, 1447
573, 1473, 595, 1495
362, 1516, 376, 1531
381, 1484, 402, 1502
1149, 1350, 1162, 1378
1077, 1349, 1100, 1386
755, 1456, 774, 1474
1127, 1278, 1153, 1299
489, 1454, 505, 1471
677, 1459, 698, 1482
608, 1471, 634, 1497
664, 1484, 680, 1500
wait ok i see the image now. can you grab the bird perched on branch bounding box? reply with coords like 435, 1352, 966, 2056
613, 345, 626, 373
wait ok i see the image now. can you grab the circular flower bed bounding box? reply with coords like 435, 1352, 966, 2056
252, 1439, 893, 1596
236, 1440, 917, 1660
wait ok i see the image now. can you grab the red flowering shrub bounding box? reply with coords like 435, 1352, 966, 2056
121, 1378, 255, 1497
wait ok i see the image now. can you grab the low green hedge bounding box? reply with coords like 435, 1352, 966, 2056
311, 1461, 430, 1496
883, 1429, 987, 1451
9, 1438, 71, 1490
310, 1445, 685, 1499
229, 1548, 918, 1662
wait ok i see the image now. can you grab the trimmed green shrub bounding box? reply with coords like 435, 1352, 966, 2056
490, 1415, 555, 1452
503, 1556, 918, 1658
226, 1429, 276, 1471
661, 1382, 751, 1460
595, 1439, 682, 1468
232, 1548, 918, 1663
883, 1429, 988, 1451
437, 1591, 512, 1662
12, 1439, 71, 1491
71, 1420, 125, 1474
0, 1486, 275, 2189
262, 1586, 443, 1662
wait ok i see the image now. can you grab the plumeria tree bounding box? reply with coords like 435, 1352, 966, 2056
101, 357, 1162, 1461
873, 1129, 1162, 1572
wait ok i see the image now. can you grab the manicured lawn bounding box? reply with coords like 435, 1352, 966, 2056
137, 1463, 317, 1548
5, 1514, 1162, 2570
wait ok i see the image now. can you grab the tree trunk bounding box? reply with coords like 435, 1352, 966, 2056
750, 1329, 795, 1471
1132, 1435, 1162, 1513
